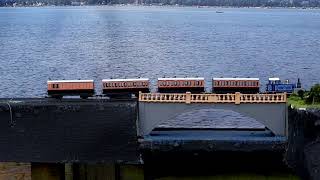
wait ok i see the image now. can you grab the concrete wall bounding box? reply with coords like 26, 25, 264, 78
0, 98, 138, 163
285, 108, 320, 180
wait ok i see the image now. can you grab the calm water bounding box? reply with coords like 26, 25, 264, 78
0, 6, 320, 128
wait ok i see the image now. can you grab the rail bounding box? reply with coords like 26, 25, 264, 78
138, 92, 287, 104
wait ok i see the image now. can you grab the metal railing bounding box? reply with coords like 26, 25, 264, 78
139, 92, 287, 104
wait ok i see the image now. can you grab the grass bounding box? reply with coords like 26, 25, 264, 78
159, 174, 300, 180
0, 163, 299, 180
121, 165, 300, 180
288, 94, 320, 109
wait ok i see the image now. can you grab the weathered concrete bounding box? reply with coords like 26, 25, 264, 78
139, 130, 287, 152
285, 108, 320, 180
0, 98, 138, 163
138, 102, 288, 136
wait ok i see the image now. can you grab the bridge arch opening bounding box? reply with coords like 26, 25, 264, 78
156, 108, 265, 130
138, 102, 287, 136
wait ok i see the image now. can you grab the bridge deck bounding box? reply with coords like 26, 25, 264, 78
140, 130, 287, 152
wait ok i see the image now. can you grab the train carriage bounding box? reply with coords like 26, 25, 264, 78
47, 80, 95, 98
212, 78, 260, 94
157, 77, 205, 93
102, 78, 150, 97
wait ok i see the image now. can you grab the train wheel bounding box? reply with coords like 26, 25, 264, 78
80, 96, 88, 99
52, 95, 62, 99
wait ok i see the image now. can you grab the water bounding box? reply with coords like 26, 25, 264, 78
0, 6, 319, 129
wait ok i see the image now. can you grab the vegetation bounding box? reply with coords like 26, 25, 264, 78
1, 0, 320, 7
288, 84, 320, 109
120, 165, 299, 180
159, 174, 299, 180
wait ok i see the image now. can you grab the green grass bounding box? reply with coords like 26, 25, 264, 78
159, 174, 299, 180
121, 165, 299, 180
288, 94, 320, 109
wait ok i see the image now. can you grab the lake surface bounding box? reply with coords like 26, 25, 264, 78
0, 6, 319, 128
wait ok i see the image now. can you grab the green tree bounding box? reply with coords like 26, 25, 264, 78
308, 84, 320, 104
297, 89, 304, 100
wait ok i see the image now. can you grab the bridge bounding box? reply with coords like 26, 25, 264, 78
0, 93, 294, 179
138, 92, 287, 135
138, 92, 288, 152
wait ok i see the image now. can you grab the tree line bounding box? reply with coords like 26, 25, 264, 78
1, 0, 320, 7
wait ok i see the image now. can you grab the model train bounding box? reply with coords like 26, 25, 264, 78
266, 77, 302, 93
47, 77, 301, 98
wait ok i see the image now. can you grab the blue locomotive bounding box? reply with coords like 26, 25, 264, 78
266, 77, 301, 94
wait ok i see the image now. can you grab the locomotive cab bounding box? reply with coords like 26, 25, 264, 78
266, 77, 296, 94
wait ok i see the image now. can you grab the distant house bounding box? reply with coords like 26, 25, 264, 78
71, 1, 80, 5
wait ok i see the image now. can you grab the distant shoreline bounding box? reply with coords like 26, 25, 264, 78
1, 4, 320, 9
